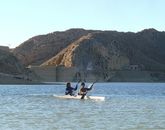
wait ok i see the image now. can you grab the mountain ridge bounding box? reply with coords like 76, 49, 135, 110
10, 28, 165, 82
12, 28, 165, 71
13, 29, 95, 65
40, 29, 165, 72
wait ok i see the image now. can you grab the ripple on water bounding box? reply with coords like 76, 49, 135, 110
0, 83, 164, 130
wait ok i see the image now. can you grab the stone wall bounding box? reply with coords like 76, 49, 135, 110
56, 66, 77, 82
29, 65, 99, 82
109, 70, 154, 82
29, 66, 56, 82
29, 66, 165, 82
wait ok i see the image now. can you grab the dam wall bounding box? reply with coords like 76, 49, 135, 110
29, 66, 97, 82
29, 66, 165, 82
29, 66, 56, 82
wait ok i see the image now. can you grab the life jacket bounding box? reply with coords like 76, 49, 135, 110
79, 87, 87, 95
81, 87, 87, 92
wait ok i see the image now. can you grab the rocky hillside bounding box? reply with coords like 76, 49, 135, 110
41, 29, 165, 73
12, 28, 165, 77
0, 50, 24, 74
12, 29, 94, 65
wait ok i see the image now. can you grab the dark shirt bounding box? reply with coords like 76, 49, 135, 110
65, 85, 78, 96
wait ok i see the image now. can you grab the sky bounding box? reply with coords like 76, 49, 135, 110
0, 0, 164, 48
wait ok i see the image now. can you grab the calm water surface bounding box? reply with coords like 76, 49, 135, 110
0, 83, 165, 130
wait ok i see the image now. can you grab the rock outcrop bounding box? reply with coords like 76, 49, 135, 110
0, 49, 24, 74
10, 28, 165, 82
12, 29, 94, 65
41, 29, 165, 72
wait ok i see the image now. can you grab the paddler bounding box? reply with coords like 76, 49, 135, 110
65, 82, 78, 96
78, 82, 93, 99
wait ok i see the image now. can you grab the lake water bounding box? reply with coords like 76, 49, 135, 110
0, 83, 165, 130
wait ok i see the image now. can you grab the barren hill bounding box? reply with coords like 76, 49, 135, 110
12, 29, 94, 65
41, 29, 165, 73
8, 28, 165, 82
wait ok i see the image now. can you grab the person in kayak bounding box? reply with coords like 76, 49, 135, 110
65, 82, 78, 96
78, 82, 93, 99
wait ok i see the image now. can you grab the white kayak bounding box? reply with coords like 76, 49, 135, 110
53, 94, 105, 101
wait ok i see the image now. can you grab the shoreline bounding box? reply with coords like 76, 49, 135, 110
0, 73, 165, 85
0, 81, 165, 85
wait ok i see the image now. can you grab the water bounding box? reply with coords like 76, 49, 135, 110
0, 83, 165, 130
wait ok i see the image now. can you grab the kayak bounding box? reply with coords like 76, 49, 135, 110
53, 94, 105, 101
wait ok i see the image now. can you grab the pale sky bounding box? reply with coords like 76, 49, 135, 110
0, 0, 164, 48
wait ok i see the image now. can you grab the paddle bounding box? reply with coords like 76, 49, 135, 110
76, 79, 81, 87
81, 81, 96, 99
74, 80, 81, 96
